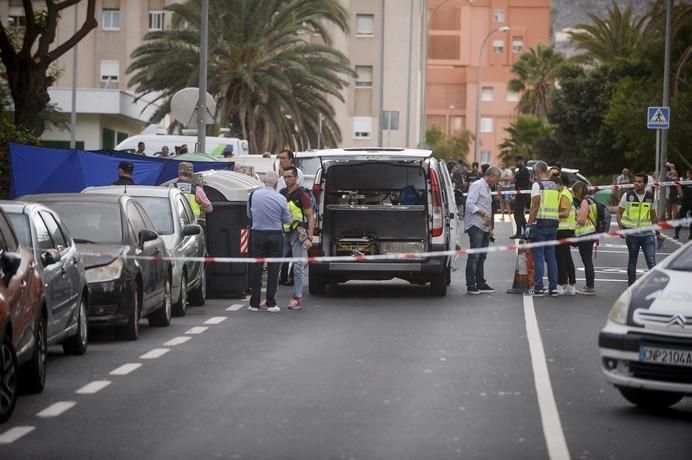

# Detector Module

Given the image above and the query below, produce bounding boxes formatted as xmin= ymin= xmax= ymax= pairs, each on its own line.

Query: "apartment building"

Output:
xmin=426 ymin=0 xmax=551 ymax=165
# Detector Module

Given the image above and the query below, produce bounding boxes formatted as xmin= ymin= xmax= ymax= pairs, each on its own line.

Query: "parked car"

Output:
xmin=599 ymin=241 xmax=692 ymax=409
xmin=0 ymin=208 xmax=45 ymax=423
xmin=82 ymin=186 xmax=206 ymax=315
xmin=1 ymin=202 xmax=89 ymax=355
xmin=309 ymin=148 xmax=459 ymax=296
xmin=21 ymin=194 xmax=172 ymax=340
xmin=526 ymin=161 xmax=592 ymax=187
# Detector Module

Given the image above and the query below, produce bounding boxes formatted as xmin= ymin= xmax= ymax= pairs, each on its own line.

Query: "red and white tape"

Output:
xmin=80 ymin=218 xmax=692 ymax=265
xmin=472 ymin=179 xmax=692 ymax=197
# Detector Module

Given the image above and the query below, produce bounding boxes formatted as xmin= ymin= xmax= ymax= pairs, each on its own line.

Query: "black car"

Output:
xmin=20 ymin=194 xmax=172 ymax=340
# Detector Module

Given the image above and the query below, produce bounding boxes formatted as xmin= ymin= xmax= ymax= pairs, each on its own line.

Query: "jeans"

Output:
xmin=625 ymin=234 xmax=656 ymax=286
xmin=465 ymin=225 xmax=490 ymax=288
xmin=249 ymin=230 xmax=283 ymax=308
xmin=283 ymin=232 xmax=306 ymax=299
xmin=532 ymin=225 xmax=558 ymax=291
xmin=556 ymin=230 xmax=576 ymax=285
xmin=513 ymin=195 xmax=529 ymax=235
xmin=577 ymin=240 xmax=595 ymax=288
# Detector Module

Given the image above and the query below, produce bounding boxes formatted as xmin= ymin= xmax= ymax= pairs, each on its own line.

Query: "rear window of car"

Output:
xmin=295 ymin=157 xmax=321 ymax=175
xmin=326 ymin=162 xmax=425 ymax=191
xmin=668 ymin=245 xmax=692 ymax=271
xmin=7 ymin=213 xmax=32 ymax=249
xmin=131 ymin=197 xmax=174 ymax=235
xmin=42 ymin=202 xmax=122 ymax=244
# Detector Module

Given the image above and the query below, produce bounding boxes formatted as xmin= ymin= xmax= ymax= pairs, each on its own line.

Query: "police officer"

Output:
xmin=617 ymin=172 xmax=661 ymax=286
xmin=113 ymin=161 xmax=136 ymax=185
xmin=173 ymin=162 xmax=213 ymax=218
xmin=525 ymin=161 xmax=560 ymax=296
xmin=572 ymin=181 xmax=597 ymax=295
xmin=553 ymin=170 xmax=576 ymax=295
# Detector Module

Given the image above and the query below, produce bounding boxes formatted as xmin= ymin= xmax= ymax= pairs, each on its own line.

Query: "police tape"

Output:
xmin=79 ymin=218 xmax=692 ymax=265
xmin=467 ymin=179 xmax=692 ymax=197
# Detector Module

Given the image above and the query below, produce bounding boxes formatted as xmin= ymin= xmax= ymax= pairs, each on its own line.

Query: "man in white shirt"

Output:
xmin=277 ymin=149 xmax=304 ymax=190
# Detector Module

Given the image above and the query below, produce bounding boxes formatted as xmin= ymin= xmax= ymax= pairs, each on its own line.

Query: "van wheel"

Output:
xmin=173 ymin=273 xmax=188 ymax=317
xmin=430 ymin=272 xmax=447 ymax=296
xmin=22 ymin=313 xmax=47 ymax=393
xmin=618 ymin=387 xmax=683 ymax=409
xmin=62 ymin=295 xmax=88 ymax=355
xmin=117 ymin=282 xmax=140 ymax=341
xmin=148 ymin=276 xmax=172 ymax=327
xmin=0 ymin=333 xmax=18 ymax=423
xmin=189 ymin=269 xmax=206 ymax=306
xmin=309 ymin=272 xmax=326 ymax=295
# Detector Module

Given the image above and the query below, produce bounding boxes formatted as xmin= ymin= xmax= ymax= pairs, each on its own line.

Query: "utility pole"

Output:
xmin=197 ymin=0 xmax=209 ymax=154
xmin=658 ymin=0 xmax=672 ymax=216
xmin=70 ymin=5 xmax=78 ymax=149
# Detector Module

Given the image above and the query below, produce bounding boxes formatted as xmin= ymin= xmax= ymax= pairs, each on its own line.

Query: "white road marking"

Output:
xmin=140 ymin=348 xmax=170 ymax=359
xmin=76 ymin=380 xmax=111 ymax=394
xmin=37 ymin=401 xmax=77 ymax=418
xmin=522 ymin=294 xmax=571 ymax=460
xmin=204 ymin=316 xmax=227 ymax=325
xmin=226 ymin=304 xmax=245 ymax=311
xmin=0 ymin=426 xmax=35 ymax=444
xmin=186 ymin=326 xmax=208 ymax=334
xmin=164 ymin=336 xmax=191 ymax=346
xmin=110 ymin=363 xmax=142 ymax=376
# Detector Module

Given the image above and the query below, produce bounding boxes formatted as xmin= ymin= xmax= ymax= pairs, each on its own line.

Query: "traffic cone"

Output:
xmin=506 ymin=241 xmax=534 ymax=294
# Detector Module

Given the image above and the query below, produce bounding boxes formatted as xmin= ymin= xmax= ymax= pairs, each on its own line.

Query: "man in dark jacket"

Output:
xmin=112 ymin=161 xmax=135 ymax=185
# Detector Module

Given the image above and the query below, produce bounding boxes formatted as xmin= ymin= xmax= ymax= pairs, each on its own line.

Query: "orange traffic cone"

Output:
xmin=506 ymin=241 xmax=534 ymax=294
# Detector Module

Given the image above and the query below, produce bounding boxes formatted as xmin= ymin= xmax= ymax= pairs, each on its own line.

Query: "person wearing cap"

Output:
xmin=173 ymin=162 xmax=213 ymax=217
xmin=112 ymin=161 xmax=136 ymax=185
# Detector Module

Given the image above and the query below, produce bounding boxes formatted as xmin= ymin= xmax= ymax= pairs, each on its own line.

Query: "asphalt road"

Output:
xmin=1 ymin=217 xmax=691 ymax=459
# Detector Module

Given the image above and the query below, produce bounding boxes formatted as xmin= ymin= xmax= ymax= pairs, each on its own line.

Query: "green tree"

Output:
xmin=498 ymin=115 xmax=553 ymax=163
xmin=507 ymin=43 xmax=564 ymax=117
xmin=424 ymin=124 xmax=472 ymax=162
xmin=128 ymin=0 xmax=355 ymax=153
xmin=0 ymin=115 xmax=41 ymax=199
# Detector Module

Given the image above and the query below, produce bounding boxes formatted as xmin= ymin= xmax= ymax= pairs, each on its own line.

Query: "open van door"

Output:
xmin=437 ymin=161 xmax=460 ymax=274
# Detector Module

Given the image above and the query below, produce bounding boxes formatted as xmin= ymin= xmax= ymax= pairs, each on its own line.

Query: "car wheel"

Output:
xmin=0 ymin=333 xmax=18 ymax=423
xmin=62 ymin=295 xmax=88 ymax=356
xmin=117 ymin=281 xmax=140 ymax=341
xmin=308 ymin=272 xmax=326 ymax=295
xmin=172 ymin=272 xmax=188 ymax=317
xmin=22 ymin=313 xmax=47 ymax=393
xmin=148 ymin=276 xmax=172 ymax=327
xmin=188 ymin=268 xmax=206 ymax=307
xmin=430 ymin=272 xmax=447 ymax=296
xmin=618 ymin=387 xmax=684 ymax=409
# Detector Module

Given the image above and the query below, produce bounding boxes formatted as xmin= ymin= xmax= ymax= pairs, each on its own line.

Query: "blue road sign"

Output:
xmin=647 ymin=106 xmax=670 ymax=129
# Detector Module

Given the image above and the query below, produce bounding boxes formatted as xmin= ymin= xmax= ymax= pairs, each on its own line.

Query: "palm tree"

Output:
xmin=128 ymin=0 xmax=355 ymax=153
xmin=498 ymin=115 xmax=552 ymax=163
xmin=507 ymin=44 xmax=564 ymax=117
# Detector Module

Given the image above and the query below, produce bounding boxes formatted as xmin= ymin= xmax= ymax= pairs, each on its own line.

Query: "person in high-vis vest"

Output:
xmin=551 ymin=170 xmax=576 ymax=295
xmin=173 ymin=162 xmax=213 ymax=218
xmin=525 ymin=161 xmax=560 ymax=296
xmin=617 ymin=172 xmax=661 ymax=286
xmin=572 ymin=181 xmax=597 ymax=295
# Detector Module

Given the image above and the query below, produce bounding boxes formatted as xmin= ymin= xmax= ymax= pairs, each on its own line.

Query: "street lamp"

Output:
xmin=473 ymin=25 xmax=510 ymax=164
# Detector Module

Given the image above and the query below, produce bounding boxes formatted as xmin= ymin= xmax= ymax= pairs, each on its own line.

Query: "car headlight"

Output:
xmin=86 ymin=258 xmax=124 ymax=283
xmin=608 ymin=290 xmax=631 ymax=324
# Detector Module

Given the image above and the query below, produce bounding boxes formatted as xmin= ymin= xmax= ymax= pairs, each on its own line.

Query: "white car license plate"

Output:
xmin=639 ymin=346 xmax=692 ymax=368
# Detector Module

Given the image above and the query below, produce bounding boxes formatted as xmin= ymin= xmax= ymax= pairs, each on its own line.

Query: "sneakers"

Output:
xmin=247 ymin=306 xmax=260 ymax=312
xmin=556 ymin=285 xmax=566 ymax=296
xmin=467 ymin=286 xmax=480 ymax=295
xmin=478 ymin=284 xmax=496 ymax=293
xmin=531 ymin=289 xmax=545 ymax=297
xmin=548 ymin=289 xmax=559 ymax=297
xmin=576 ymin=286 xmax=596 ymax=296
xmin=267 ymin=306 xmax=280 ymax=313
xmin=248 ymin=302 xmax=279 ymax=312
xmin=288 ymin=297 xmax=303 ymax=310
xmin=566 ymin=285 xmax=577 ymax=296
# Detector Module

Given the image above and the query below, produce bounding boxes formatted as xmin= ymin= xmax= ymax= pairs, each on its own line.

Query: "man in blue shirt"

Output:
xmin=247 ymin=171 xmax=291 ymax=312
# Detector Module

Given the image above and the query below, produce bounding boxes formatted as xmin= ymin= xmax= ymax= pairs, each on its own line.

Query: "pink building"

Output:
xmin=426 ymin=0 xmax=551 ymax=165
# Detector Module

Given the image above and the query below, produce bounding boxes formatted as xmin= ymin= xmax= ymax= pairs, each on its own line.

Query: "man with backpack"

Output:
xmin=279 ymin=166 xmax=315 ymax=310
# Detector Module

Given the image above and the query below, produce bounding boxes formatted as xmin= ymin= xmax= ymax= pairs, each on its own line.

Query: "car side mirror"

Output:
xmin=0 ymin=250 xmax=22 ymax=283
xmin=138 ymin=229 xmax=159 ymax=248
xmin=40 ymin=249 xmax=62 ymax=266
xmin=182 ymin=224 xmax=202 ymax=237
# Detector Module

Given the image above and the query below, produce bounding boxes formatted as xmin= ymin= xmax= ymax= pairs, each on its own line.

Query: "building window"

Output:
xmin=148 ymin=11 xmax=164 ymax=31
xmin=355 ymin=14 xmax=374 ymax=36
xmin=481 ymin=150 xmax=491 ymax=164
xmin=507 ymin=91 xmax=520 ymax=102
xmin=353 ymin=117 xmax=373 ymax=139
xmin=512 ymin=38 xmax=524 ymax=54
xmin=102 ymin=9 xmax=120 ymax=30
xmin=481 ymin=87 xmax=494 ymax=102
xmin=100 ymin=60 xmax=120 ymax=84
xmin=381 ymin=111 xmax=399 ymax=130
xmin=355 ymin=65 xmax=373 ymax=87
xmin=102 ymin=128 xmax=115 ymax=150
xmin=493 ymin=39 xmax=505 ymax=54
xmin=481 ymin=117 xmax=493 ymax=133
xmin=493 ymin=9 xmax=505 ymax=23
xmin=450 ymin=116 xmax=464 ymax=135
xmin=8 ymin=7 xmax=26 ymax=28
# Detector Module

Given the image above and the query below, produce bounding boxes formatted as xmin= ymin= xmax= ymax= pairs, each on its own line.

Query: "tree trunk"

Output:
xmin=9 ymin=59 xmax=51 ymax=135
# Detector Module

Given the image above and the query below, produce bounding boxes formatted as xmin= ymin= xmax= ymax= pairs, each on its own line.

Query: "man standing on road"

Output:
xmin=173 ymin=162 xmax=213 ymax=218
xmin=276 ymin=149 xmax=303 ymax=285
xmin=526 ymin=161 xmax=560 ymax=297
xmin=464 ymin=167 xmax=500 ymax=294
xmin=510 ymin=155 xmax=531 ymax=239
xmin=279 ymin=166 xmax=315 ymax=310
xmin=112 ymin=161 xmax=136 ymax=185
xmin=617 ymin=172 xmax=662 ymax=286
xmin=247 ymin=171 xmax=291 ymax=312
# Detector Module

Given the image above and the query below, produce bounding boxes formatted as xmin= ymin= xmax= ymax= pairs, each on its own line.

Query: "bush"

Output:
xmin=0 ymin=116 xmax=41 ymax=199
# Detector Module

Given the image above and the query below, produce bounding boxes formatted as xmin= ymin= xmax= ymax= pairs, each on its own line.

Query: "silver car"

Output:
xmin=83 ymin=186 xmax=206 ymax=315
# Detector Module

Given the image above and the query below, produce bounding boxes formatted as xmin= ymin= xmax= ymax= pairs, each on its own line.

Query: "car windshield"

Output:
xmin=7 ymin=213 xmax=32 ymax=248
xmin=667 ymin=245 xmax=692 ymax=271
xmin=131 ymin=197 xmax=173 ymax=235
xmin=42 ymin=202 xmax=122 ymax=244
xmin=295 ymin=157 xmax=321 ymax=175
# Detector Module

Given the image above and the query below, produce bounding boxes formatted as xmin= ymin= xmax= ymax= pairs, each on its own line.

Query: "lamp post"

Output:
xmin=473 ymin=25 xmax=510 ymax=164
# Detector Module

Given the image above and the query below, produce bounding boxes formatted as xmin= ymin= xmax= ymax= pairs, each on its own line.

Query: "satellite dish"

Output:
xmin=170 ymin=87 xmax=216 ymax=128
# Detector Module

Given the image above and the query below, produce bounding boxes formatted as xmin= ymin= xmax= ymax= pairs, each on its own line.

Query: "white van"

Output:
xmin=115 ymin=135 xmax=249 ymax=156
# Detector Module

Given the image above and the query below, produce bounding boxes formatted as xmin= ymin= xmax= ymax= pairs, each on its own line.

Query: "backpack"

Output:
xmin=588 ymin=197 xmax=611 ymax=233
xmin=282 ymin=186 xmax=318 ymax=222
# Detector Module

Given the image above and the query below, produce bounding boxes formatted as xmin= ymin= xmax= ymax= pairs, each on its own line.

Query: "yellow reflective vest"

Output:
xmin=575 ymin=198 xmax=597 ymax=236
xmin=536 ymin=180 xmax=560 ymax=227
xmin=620 ymin=191 xmax=654 ymax=228
xmin=174 ymin=181 xmax=201 ymax=217
xmin=281 ymin=187 xmax=309 ymax=232
xmin=558 ymin=187 xmax=577 ymax=231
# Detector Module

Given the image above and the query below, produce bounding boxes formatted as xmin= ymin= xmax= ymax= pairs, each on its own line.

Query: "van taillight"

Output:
xmin=429 ymin=168 xmax=443 ymax=237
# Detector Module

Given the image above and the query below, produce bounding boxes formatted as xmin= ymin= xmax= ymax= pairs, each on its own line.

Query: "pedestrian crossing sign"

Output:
xmin=647 ymin=106 xmax=670 ymax=129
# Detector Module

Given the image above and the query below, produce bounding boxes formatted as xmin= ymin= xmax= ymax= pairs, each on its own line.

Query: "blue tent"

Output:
xmin=8 ymin=143 xmax=233 ymax=199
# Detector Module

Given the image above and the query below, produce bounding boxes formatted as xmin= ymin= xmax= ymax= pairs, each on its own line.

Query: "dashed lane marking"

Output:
xmin=37 ymin=401 xmax=77 ymax=418
xmin=163 ymin=336 xmax=191 ymax=346
xmin=110 ymin=363 xmax=142 ymax=376
xmin=140 ymin=348 xmax=170 ymax=359
xmin=0 ymin=426 xmax=35 ymax=444
xmin=226 ymin=304 xmax=245 ymax=312
xmin=186 ymin=326 xmax=208 ymax=334
xmin=76 ymin=380 xmax=111 ymax=394
xmin=204 ymin=316 xmax=227 ymax=325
